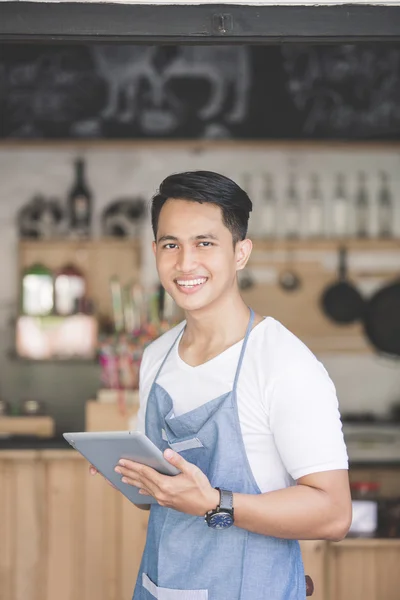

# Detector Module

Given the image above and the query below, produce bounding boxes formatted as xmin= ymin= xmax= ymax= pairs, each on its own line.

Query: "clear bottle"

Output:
xmin=355 ymin=171 xmax=369 ymax=238
xmin=21 ymin=263 xmax=54 ymax=316
xmin=377 ymin=171 xmax=393 ymax=238
xmin=306 ymin=173 xmax=324 ymax=238
xmin=259 ymin=174 xmax=277 ymax=238
xmin=331 ymin=173 xmax=348 ymax=238
xmin=68 ymin=157 xmax=92 ymax=238
xmin=54 ymin=264 xmax=86 ymax=316
xmin=284 ymin=173 xmax=301 ymax=239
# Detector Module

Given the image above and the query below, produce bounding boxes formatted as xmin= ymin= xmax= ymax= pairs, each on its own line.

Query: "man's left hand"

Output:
xmin=114 ymin=449 xmax=219 ymax=516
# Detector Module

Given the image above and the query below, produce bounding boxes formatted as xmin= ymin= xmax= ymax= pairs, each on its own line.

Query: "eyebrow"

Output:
xmin=157 ymin=233 xmax=219 ymax=243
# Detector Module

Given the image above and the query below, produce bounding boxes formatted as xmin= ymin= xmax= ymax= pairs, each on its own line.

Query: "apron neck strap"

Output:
xmin=232 ymin=307 xmax=255 ymax=392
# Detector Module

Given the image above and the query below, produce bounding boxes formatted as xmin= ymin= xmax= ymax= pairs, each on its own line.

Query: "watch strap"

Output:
xmin=216 ymin=488 xmax=233 ymax=512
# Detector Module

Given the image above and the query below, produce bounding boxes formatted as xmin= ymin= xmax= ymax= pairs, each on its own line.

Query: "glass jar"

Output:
xmin=349 ymin=481 xmax=380 ymax=537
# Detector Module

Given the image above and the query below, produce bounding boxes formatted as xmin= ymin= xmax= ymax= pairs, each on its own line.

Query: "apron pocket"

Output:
xmin=161 ymin=429 xmax=204 ymax=452
xmin=143 ymin=573 xmax=208 ymax=600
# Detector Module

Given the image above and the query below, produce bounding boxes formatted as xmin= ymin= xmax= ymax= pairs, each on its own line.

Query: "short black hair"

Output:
xmin=151 ymin=171 xmax=252 ymax=244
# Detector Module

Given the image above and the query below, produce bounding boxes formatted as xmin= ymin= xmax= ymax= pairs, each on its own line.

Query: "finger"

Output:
xmin=116 ymin=466 xmax=149 ymax=489
xmin=89 ymin=465 xmax=97 ymax=475
xmin=163 ymin=449 xmax=191 ymax=474
xmin=121 ymin=474 xmax=144 ymax=488
xmin=121 ymin=473 xmax=160 ymax=499
xmin=117 ymin=462 xmax=164 ymax=488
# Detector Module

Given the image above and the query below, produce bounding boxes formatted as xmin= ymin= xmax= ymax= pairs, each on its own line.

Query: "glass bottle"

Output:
xmin=306 ymin=173 xmax=324 ymax=238
xmin=284 ymin=173 xmax=301 ymax=239
xmin=355 ymin=171 xmax=369 ymax=238
xmin=68 ymin=157 xmax=92 ymax=238
xmin=331 ymin=173 xmax=348 ymax=238
xmin=377 ymin=171 xmax=393 ymax=238
xmin=259 ymin=174 xmax=277 ymax=238
xmin=54 ymin=264 xmax=86 ymax=316
xmin=21 ymin=263 xmax=54 ymax=316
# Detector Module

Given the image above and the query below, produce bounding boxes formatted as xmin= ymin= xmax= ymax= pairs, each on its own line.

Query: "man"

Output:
xmin=96 ymin=171 xmax=351 ymax=599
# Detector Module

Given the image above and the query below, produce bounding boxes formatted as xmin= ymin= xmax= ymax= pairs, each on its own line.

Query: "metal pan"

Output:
xmin=363 ymin=277 xmax=400 ymax=357
xmin=320 ymin=246 xmax=365 ymax=325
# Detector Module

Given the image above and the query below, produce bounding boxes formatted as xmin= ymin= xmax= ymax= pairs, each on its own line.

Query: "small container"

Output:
xmin=0 ymin=399 xmax=10 ymax=416
xmin=349 ymin=481 xmax=380 ymax=537
xmin=20 ymin=399 xmax=45 ymax=416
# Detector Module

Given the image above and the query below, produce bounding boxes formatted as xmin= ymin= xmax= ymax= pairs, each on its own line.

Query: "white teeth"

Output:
xmin=176 ymin=278 xmax=207 ymax=287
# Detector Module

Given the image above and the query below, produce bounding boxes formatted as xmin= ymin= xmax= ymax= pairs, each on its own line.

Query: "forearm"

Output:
xmin=233 ymin=484 xmax=349 ymax=541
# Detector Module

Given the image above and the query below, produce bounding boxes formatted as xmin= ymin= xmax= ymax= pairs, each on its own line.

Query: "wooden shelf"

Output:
xmin=2 ymin=139 xmax=400 ymax=151
xmin=251 ymin=238 xmax=400 ymax=251
xmin=18 ymin=238 xmax=141 ymax=321
xmin=0 ymin=416 xmax=55 ymax=437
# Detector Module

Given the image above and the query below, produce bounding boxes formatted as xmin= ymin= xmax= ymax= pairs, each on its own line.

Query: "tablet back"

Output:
xmin=63 ymin=430 xmax=179 ymax=504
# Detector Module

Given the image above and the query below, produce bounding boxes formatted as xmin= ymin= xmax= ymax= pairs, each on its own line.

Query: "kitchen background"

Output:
xmin=1 ymin=39 xmax=400 ymax=600
xmin=1 ymin=143 xmax=400 ymax=434
xmin=1 ymin=42 xmax=400 ymax=433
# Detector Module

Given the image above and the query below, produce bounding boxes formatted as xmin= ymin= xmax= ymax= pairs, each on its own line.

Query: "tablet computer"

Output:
xmin=63 ymin=430 xmax=180 ymax=504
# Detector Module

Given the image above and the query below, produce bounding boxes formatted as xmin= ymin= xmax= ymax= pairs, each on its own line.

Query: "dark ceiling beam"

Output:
xmin=1 ymin=2 xmax=400 ymax=43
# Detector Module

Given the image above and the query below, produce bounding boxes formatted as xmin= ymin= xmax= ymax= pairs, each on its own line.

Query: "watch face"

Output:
xmin=208 ymin=511 xmax=234 ymax=529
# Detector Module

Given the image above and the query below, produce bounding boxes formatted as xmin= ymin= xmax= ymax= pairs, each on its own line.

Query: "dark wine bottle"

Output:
xmin=68 ymin=158 xmax=92 ymax=237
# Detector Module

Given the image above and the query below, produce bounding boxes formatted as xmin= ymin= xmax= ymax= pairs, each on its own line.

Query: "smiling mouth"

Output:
xmin=175 ymin=277 xmax=208 ymax=290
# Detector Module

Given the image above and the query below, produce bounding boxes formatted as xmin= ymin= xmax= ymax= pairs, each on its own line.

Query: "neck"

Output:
xmin=183 ymin=292 xmax=251 ymax=347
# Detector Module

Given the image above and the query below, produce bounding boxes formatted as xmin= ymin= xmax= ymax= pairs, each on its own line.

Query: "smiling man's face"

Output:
xmin=153 ymin=198 xmax=249 ymax=315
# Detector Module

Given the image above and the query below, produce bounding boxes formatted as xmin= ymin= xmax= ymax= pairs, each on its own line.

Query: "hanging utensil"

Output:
xmin=279 ymin=245 xmax=301 ymax=293
xmin=320 ymin=246 xmax=364 ymax=325
xmin=362 ymin=276 xmax=400 ymax=357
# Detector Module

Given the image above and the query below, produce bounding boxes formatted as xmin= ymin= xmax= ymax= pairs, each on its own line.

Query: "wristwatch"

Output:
xmin=205 ymin=488 xmax=234 ymax=529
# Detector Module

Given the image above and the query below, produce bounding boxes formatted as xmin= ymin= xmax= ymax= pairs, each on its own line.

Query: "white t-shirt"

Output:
xmin=135 ymin=317 xmax=348 ymax=493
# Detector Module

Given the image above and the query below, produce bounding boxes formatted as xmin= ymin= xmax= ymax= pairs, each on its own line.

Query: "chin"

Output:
xmin=182 ymin=295 xmax=220 ymax=315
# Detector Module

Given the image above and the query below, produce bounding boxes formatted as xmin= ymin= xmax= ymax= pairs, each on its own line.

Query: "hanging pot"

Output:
xmin=362 ymin=277 xmax=400 ymax=357
xmin=320 ymin=246 xmax=365 ymax=325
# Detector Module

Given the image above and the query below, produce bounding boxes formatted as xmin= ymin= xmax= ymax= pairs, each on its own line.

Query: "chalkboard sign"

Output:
xmin=1 ymin=43 xmax=400 ymax=140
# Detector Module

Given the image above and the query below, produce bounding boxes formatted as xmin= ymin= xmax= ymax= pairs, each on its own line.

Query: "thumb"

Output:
xmin=164 ymin=448 xmax=191 ymax=473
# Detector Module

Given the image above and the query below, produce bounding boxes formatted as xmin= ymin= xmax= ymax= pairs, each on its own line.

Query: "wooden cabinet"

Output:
xmin=2 ymin=448 xmax=400 ymax=600
xmin=0 ymin=402 xmax=146 ymax=600
xmin=0 ymin=449 xmax=148 ymax=600
xmin=300 ymin=540 xmax=328 ymax=600
xmin=328 ymin=539 xmax=400 ymax=600
xmin=2 ymin=408 xmax=400 ymax=600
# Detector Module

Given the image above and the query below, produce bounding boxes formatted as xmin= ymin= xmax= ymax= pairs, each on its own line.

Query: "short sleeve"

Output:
xmin=269 ymin=357 xmax=348 ymax=481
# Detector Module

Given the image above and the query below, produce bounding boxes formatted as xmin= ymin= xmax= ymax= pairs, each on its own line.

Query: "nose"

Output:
xmin=176 ymin=246 xmax=198 ymax=273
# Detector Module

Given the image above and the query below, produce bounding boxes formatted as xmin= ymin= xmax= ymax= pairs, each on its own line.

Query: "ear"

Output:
xmin=152 ymin=240 xmax=157 ymax=257
xmin=235 ymin=238 xmax=252 ymax=272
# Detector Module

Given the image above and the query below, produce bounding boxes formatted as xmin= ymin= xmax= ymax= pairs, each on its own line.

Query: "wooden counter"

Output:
xmin=0 ymin=449 xmax=148 ymax=600
xmin=1 ymin=447 xmax=400 ymax=600
xmin=2 ymin=399 xmax=400 ymax=600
